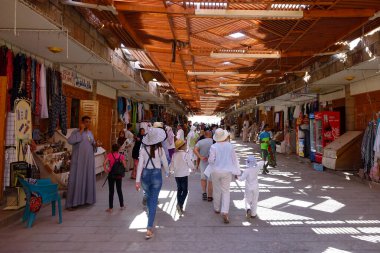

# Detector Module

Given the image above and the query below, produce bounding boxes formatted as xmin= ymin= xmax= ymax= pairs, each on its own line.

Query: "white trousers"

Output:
xmin=245 ymin=187 xmax=259 ymax=216
xmin=211 ymin=171 xmax=232 ymax=214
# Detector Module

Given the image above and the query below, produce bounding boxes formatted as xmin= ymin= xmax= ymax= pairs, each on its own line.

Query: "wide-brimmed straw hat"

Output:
xmin=142 ymin=128 xmax=166 ymax=146
xmin=175 ymin=139 xmax=186 ymax=150
xmin=153 ymin=122 xmax=164 ymax=128
xmin=213 ymin=128 xmax=229 ymax=142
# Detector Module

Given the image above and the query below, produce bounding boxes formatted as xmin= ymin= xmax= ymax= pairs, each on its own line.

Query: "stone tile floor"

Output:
xmin=0 ymin=140 xmax=379 ymax=252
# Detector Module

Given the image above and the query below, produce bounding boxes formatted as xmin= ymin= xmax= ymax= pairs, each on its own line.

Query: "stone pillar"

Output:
xmin=345 ymin=85 xmax=355 ymax=131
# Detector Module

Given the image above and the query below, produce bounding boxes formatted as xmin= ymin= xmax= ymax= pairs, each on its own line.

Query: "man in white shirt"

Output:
xmin=194 ymin=131 xmax=213 ymax=201
xmin=176 ymin=124 xmax=185 ymax=141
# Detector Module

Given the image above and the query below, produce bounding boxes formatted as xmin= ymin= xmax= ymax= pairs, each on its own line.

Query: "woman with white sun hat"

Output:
xmin=135 ymin=127 xmax=169 ymax=239
xmin=205 ymin=128 xmax=240 ymax=224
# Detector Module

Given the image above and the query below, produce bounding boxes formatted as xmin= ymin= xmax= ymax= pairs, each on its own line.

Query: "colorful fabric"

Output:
xmin=259 ymin=131 xmax=270 ymax=150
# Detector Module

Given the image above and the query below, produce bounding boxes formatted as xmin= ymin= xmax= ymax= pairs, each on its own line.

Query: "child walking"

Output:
xmin=103 ymin=143 xmax=127 ymax=213
xmin=238 ymin=155 xmax=262 ymax=220
xmin=169 ymin=139 xmax=193 ymax=215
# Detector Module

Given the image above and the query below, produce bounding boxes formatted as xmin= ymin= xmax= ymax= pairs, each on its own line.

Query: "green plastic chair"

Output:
xmin=18 ymin=177 xmax=62 ymax=228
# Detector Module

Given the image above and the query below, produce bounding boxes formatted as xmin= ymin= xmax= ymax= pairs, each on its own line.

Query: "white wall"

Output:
xmin=97 ymin=82 xmax=116 ymax=99
xmin=350 ymin=74 xmax=380 ymax=95
xmin=319 ymin=89 xmax=345 ymax=102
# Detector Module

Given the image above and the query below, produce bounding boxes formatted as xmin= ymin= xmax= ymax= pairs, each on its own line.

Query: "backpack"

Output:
xmin=109 ymin=153 xmax=125 ymax=179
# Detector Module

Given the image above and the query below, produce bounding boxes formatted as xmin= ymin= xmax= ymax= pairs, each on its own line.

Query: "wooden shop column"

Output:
xmin=0 ymin=77 xmax=7 ymax=200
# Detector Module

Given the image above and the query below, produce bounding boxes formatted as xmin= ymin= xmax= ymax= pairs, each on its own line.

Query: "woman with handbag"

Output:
xmin=135 ymin=127 xmax=169 ymax=239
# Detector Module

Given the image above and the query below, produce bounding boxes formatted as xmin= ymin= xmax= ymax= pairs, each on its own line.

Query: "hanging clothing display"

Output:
xmin=373 ymin=118 xmax=380 ymax=158
xmin=39 ymin=63 xmax=49 ymax=118
xmin=138 ymin=102 xmax=143 ymax=122
xmin=361 ymin=121 xmax=377 ymax=173
xmin=6 ymin=48 xmax=13 ymax=112
xmin=123 ymin=98 xmax=130 ymax=124
xmin=293 ymin=105 xmax=301 ymax=119
xmin=132 ymin=101 xmax=137 ymax=132
xmin=11 ymin=53 xmax=26 ymax=110
xmin=47 ymin=70 xmax=67 ymax=137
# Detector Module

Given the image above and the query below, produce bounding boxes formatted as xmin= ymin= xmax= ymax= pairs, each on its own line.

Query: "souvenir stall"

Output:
xmin=1 ymin=45 xmax=106 ymax=204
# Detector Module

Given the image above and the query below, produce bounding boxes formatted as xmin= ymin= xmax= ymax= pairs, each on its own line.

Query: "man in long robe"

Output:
xmin=66 ymin=116 xmax=96 ymax=209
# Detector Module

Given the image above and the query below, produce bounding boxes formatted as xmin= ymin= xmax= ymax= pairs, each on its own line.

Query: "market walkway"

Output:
xmin=1 ymin=140 xmax=380 ymax=253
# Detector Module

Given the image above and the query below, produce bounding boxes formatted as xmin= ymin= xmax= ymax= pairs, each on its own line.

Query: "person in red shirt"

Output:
xmin=103 ymin=144 xmax=127 ymax=213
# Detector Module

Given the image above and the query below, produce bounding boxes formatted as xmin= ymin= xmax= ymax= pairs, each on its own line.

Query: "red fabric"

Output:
xmin=106 ymin=152 xmax=125 ymax=172
xmin=29 ymin=194 xmax=42 ymax=213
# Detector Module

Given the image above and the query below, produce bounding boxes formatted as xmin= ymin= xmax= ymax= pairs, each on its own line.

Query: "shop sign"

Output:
xmin=61 ymin=67 xmax=93 ymax=92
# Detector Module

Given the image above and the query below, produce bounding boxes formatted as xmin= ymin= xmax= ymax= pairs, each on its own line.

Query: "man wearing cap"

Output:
xmin=194 ymin=130 xmax=213 ymax=201
xmin=206 ymin=128 xmax=240 ymax=224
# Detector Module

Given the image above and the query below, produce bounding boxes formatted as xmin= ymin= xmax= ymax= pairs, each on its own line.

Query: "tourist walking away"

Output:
xmin=166 ymin=125 xmax=175 ymax=160
xmin=131 ymin=128 xmax=145 ymax=179
xmin=242 ymin=116 xmax=250 ymax=142
xmin=66 ymin=116 xmax=96 ymax=210
xmin=103 ymin=144 xmax=127 ymax=212
xmin=176 ymin=124 xmax=185 ymax=141
xmin=259 ymin=124 xmax=271 ymax=174
xmin=194 ymin=130 xmax=214 ymax=202
xmin=205 ymin=128 xmax=240 ymax=224
xmin=169 ymin=139 xmax=192 ymax=215
xmin=238 ymin=155 xmax=262 ymax=220
xmin=125 ymin=123 xmax=135 ymax=172
xmin=135 ymin=127 xmax=169 ymax=239
xmin=186 ymin=125 xmax=199 ymax=162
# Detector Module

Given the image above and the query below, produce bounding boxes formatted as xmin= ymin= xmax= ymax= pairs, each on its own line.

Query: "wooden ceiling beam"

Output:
xmin=115 ymin=2 xmax=375 ymax=20
xmin=166 ymin=0 xmax=335 ymax=5
xmin=291 ymin=16 xmax=375 ymax=71
xmin=304 ymin=9 xmax=376 ymax=19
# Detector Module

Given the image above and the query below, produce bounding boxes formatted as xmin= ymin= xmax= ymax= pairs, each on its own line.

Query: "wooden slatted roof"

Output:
xmin=76 ymin=0 xmax=380 ymax=114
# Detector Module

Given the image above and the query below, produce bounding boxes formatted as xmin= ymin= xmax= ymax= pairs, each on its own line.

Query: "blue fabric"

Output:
xmin=141 ymin=169 xmax=162 ymax=229
xmin=117 ymin=97 xmax=124 ymax=115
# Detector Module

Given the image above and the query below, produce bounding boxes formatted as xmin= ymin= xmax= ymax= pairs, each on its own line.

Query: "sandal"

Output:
xmin=202 ymin=193 xmax=207 ymax=201
xmin=145 ymin=229 xmax=154 ymax=240
xmin=222 ymin=214 xmax=230 ymax=224
xmin=207 ymin=197 xmax=213 ymax=202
